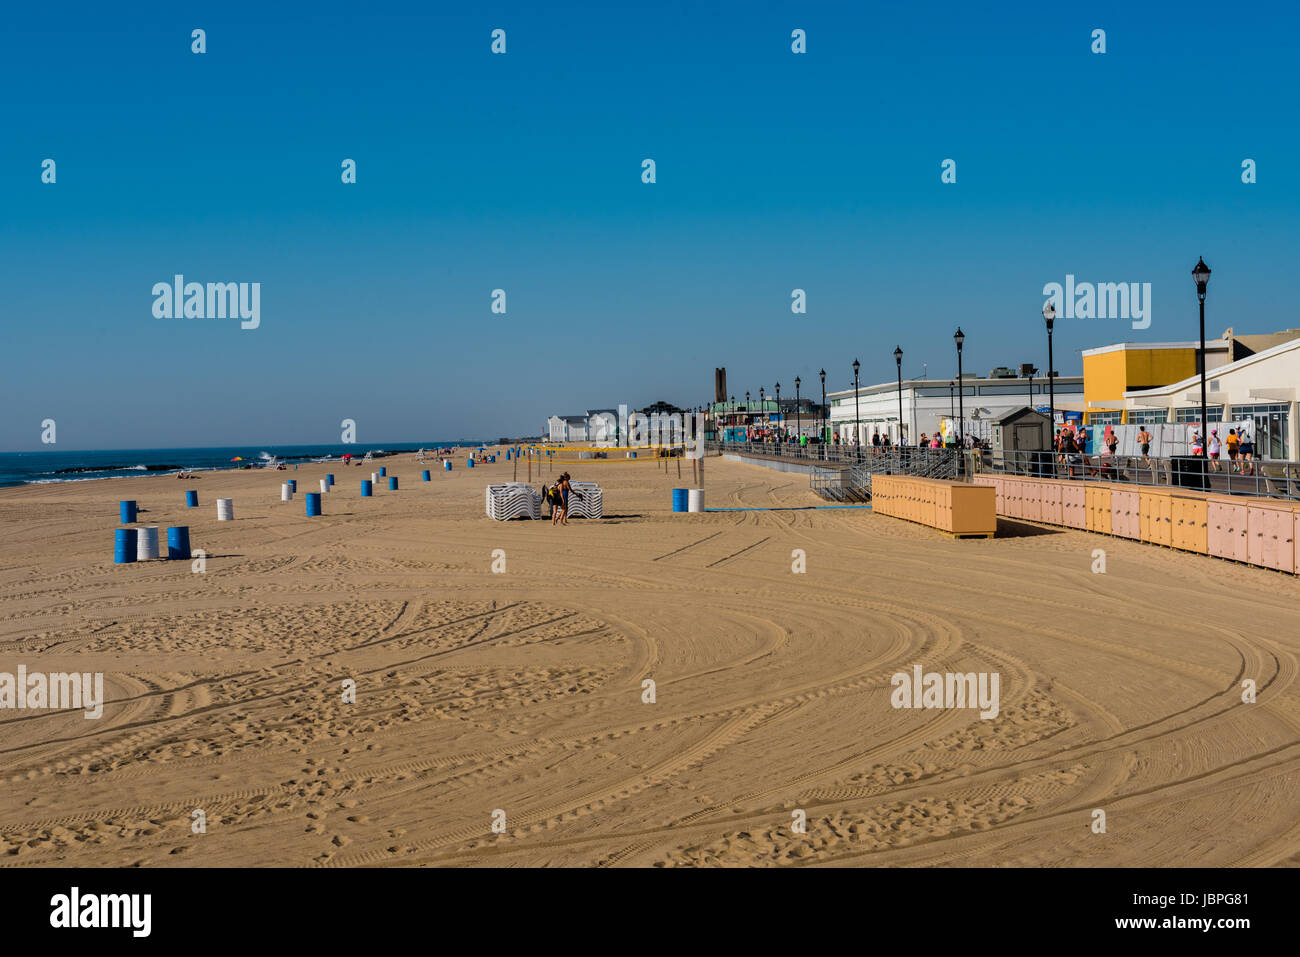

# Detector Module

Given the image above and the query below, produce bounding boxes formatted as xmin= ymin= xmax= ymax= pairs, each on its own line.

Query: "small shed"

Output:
xmin=993 ymin=407 xmax=1052 ymax=453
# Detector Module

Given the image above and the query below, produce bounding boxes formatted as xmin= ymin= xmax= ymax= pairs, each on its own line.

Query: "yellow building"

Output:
xmin=1082 ymin=338 xmax=1230 ymax=424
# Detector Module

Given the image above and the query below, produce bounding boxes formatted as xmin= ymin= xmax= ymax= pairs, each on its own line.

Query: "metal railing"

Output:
xmin=709 ymin=440 xmax=964 ymax=470
xmin=976 ymin=450 xmax=1300 ymax=500
xmin=712 ymin=441 xmax=964 ymax=500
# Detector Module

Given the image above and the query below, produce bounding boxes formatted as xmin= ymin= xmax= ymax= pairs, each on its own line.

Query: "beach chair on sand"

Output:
xmin=565 ymin=482 xmax=604 ymax=519
xmin=485 ymin=483 xmax=542 ymax=520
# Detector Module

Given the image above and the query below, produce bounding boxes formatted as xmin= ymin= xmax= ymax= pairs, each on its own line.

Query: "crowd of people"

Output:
xmin=1051 ymin=421 xmax=1257 ymax=477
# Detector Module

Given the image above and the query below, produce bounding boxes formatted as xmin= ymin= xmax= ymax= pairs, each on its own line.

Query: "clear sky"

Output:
xmin=3 ymin=0 xmax=1296 ymax=449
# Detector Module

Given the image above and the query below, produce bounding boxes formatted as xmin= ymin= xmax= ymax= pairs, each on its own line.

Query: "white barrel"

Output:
xmin=320 ymin=478 xmax=329 ymax=493
xmin=371 ymin=472 xmax=380 ymax=484
xmin=136 ymin=525 xmax=160 ymax=560
xmin=216 ymin=498 xmax=234 ymax=520
xmin=687 ymin=488 xmax=706 ymax=512
xmin=281 ymin=483 xmax=292 ymax=501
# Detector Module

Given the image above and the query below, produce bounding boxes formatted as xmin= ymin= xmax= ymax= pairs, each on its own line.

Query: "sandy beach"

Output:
xmin=1 ymin=451 xmax=1298 ymax=868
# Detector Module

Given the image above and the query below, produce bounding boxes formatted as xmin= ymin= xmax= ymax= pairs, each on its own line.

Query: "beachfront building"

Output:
xmin=826 ymin=370 xmax=1084 ymax=446
xmin=1101 ymin=335 xmax=1300 ymax=459
xmin=710 ymin=398 xmax=824 ymax=441
xmin=1082 ymin=327 xmax=1300 ymax=426
xmin=545 ymin=409 xmax=620 ymax=443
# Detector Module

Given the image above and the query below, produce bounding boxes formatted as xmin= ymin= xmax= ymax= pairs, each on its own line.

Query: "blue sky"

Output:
xmin=2 ymin=0 xmax=1296 ymax=449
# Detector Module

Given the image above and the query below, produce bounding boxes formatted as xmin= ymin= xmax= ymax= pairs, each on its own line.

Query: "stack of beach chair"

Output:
xmin=485 ymin=482 xmax=542 ymax=521
xmin=565 ymin=482 xmax=604 ymax=519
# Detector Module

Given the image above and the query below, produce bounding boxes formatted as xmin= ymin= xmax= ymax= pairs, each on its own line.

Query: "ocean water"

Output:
xmin=0 ymin=443 xmax=486 ymax=488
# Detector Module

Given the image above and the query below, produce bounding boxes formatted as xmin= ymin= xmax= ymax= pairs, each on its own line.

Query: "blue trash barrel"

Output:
xmin=185 ymin=489 xmax=198 ymax=507
xmin=671 ymin=489 xmax=688 ymax=512
xmin=326 ymin=473 xmax=335 ymax=486
xmin=444 ymin=460 xmax=452 ymax=471
xmin=379 ymin=466 xmax=386 ymax=477
xmin=287 ymin=480 xmax=297 ymax=492
xmin=305 ymin=492 xmax=322 ymax=516
xmin=422 ymin=470 xmax=431 ymax=481
xmin=388 ymin=476 xmax=399 ymax=490
xmin=361 ymin=480 xmax=373 ymax=497
xmin=114 ymin=528 xmax=138 ymax=563
xmin=166 ymin=526 xmax=191 ymax=560
xmin=506 ymin=450 xmax=511 ymax=460
xmin=120 ymin=500 xmax=137 ymax=523
xmin=631 ymin=452 xmax=637 ymax=458
xmin=467 ymin=459 xmax=475 ymax=468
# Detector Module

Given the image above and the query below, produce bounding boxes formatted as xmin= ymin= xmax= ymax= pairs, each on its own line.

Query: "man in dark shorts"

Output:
xmin=1136 ymin=426 xmax=1152 ymax=475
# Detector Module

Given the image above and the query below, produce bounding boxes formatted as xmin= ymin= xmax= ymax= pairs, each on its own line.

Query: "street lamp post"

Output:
xmin=949 ymin=379 xmax=955 ymax=424
xmin=1043 ymin=302 xmax=1056 ymax=435
xmin=745 ymin=391 xmax=750 ymax=441
xmin=852 ymin=359 xmax=861 ymax=453
xmin=1193 ymin=257 xmax=1212 ymax=449
xmin=893 ymin=347 xmax=904 ymax=446
xmin=954 ymin=329 xmax=965 ymax=448
xmin=1027 ymin=366 xmax=1037 ymax=406
xmin=795 ymin=377 xmax=802 ymax=444
xmin=759 ymin=387 xmax=765 ymax=440
xmin=819 ymin=368 xmax=826 ymax=448
xmin=775 ymin=382 xmax=782 ymax=439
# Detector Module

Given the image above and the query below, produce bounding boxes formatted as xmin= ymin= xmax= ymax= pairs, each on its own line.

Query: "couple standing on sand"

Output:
xmin=542 ymin=473 xmax=582 ymax=525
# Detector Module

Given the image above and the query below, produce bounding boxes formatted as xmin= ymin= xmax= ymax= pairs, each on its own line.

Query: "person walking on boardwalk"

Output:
xmin=1225 ymin=428 xmax=1240 ymax=471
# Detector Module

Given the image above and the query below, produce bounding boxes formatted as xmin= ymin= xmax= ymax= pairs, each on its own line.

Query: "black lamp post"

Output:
xmin=1027 ymin=366 xmax=1038 ymax=405
xmin=775 ymin=382 xmax=782 ymax=438
xmin=893 ymin=347 xmax=904 ymax=446
xmin=949 ymin=380 xmax=955 ymax=423
xmin=848 ymin=359 xmax=859 ymax=451
xmin=1193 ymin=257 xmax=1212 ymax=447
xmin=759 ymin=387 xmax=765 ymax=439
xmin=1043 ymin=302 xmax=1057 ymax=436
xmin=794 ymin=377 xmax=802 ymax=442
xmin=819 ymin=368 xmax=826 ymax=445
xmin=954 ymin=328 xmax=965 ymax=447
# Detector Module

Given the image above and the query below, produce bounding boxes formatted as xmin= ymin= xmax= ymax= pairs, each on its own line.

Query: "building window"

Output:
xmin=1175 ymin=406 xmax=1223 ymax=423
xmin=1089 ymin=411 xmax=1122 ymax=425
xmin=1232 ymin=403 xmax=1290 ymax=459
xmin=1130 ymin=409 xmax=1168 ymax=424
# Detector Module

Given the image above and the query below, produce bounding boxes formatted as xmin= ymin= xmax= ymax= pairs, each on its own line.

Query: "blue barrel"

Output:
xmin=361 ymin=480 xmax=373 ymax=497
xmin=326 ymin=473 xmax=335 ymax=486
xmin=379 ymin=466 xmax=386 ymax=477
xmin=119 ymin=500 xmax=137 ymax=523
xmin=489 ymin=455 xmax=496 ymax=463
xmin=467 ymin=459 xmax=475 ymax=468
xmin=506 ymin=450 xmax=511 ymax=460
xmin=166 ymin=526 xmax=191 ymax=560
xmin=444 ymin=460 xmax=452 ymax=471
xmin=388 ymin=476 xmax=399 ymax=490
xmin=305 ymin=492 xmax=322 ymax=516
xmin=671 ymin=489 xmax=688 ymax=512
xmin=630 ymin=452 xmax=637 ymax=458
xmin=287 ymin=480 xmax=297 ymax=493
xmin=185 ymin=489 xmax=198 ymax=507
xmin=422 ymin=469 xmax=431 ymax=481
xmin=114 ymin=528 xmax=138 ymax=563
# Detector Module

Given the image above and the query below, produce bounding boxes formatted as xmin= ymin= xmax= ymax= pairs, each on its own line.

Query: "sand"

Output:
xmin=1 ymin=451 xmax=1298 ymax=867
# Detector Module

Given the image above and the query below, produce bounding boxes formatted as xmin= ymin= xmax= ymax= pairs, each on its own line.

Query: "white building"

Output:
xmin=827 ymin=372 xmax=1085 ymax=446
xmin=1117 ymin=337 xmax=1300 ymax=459
xmin=545 ymin=409 xmax=620 ymax=443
